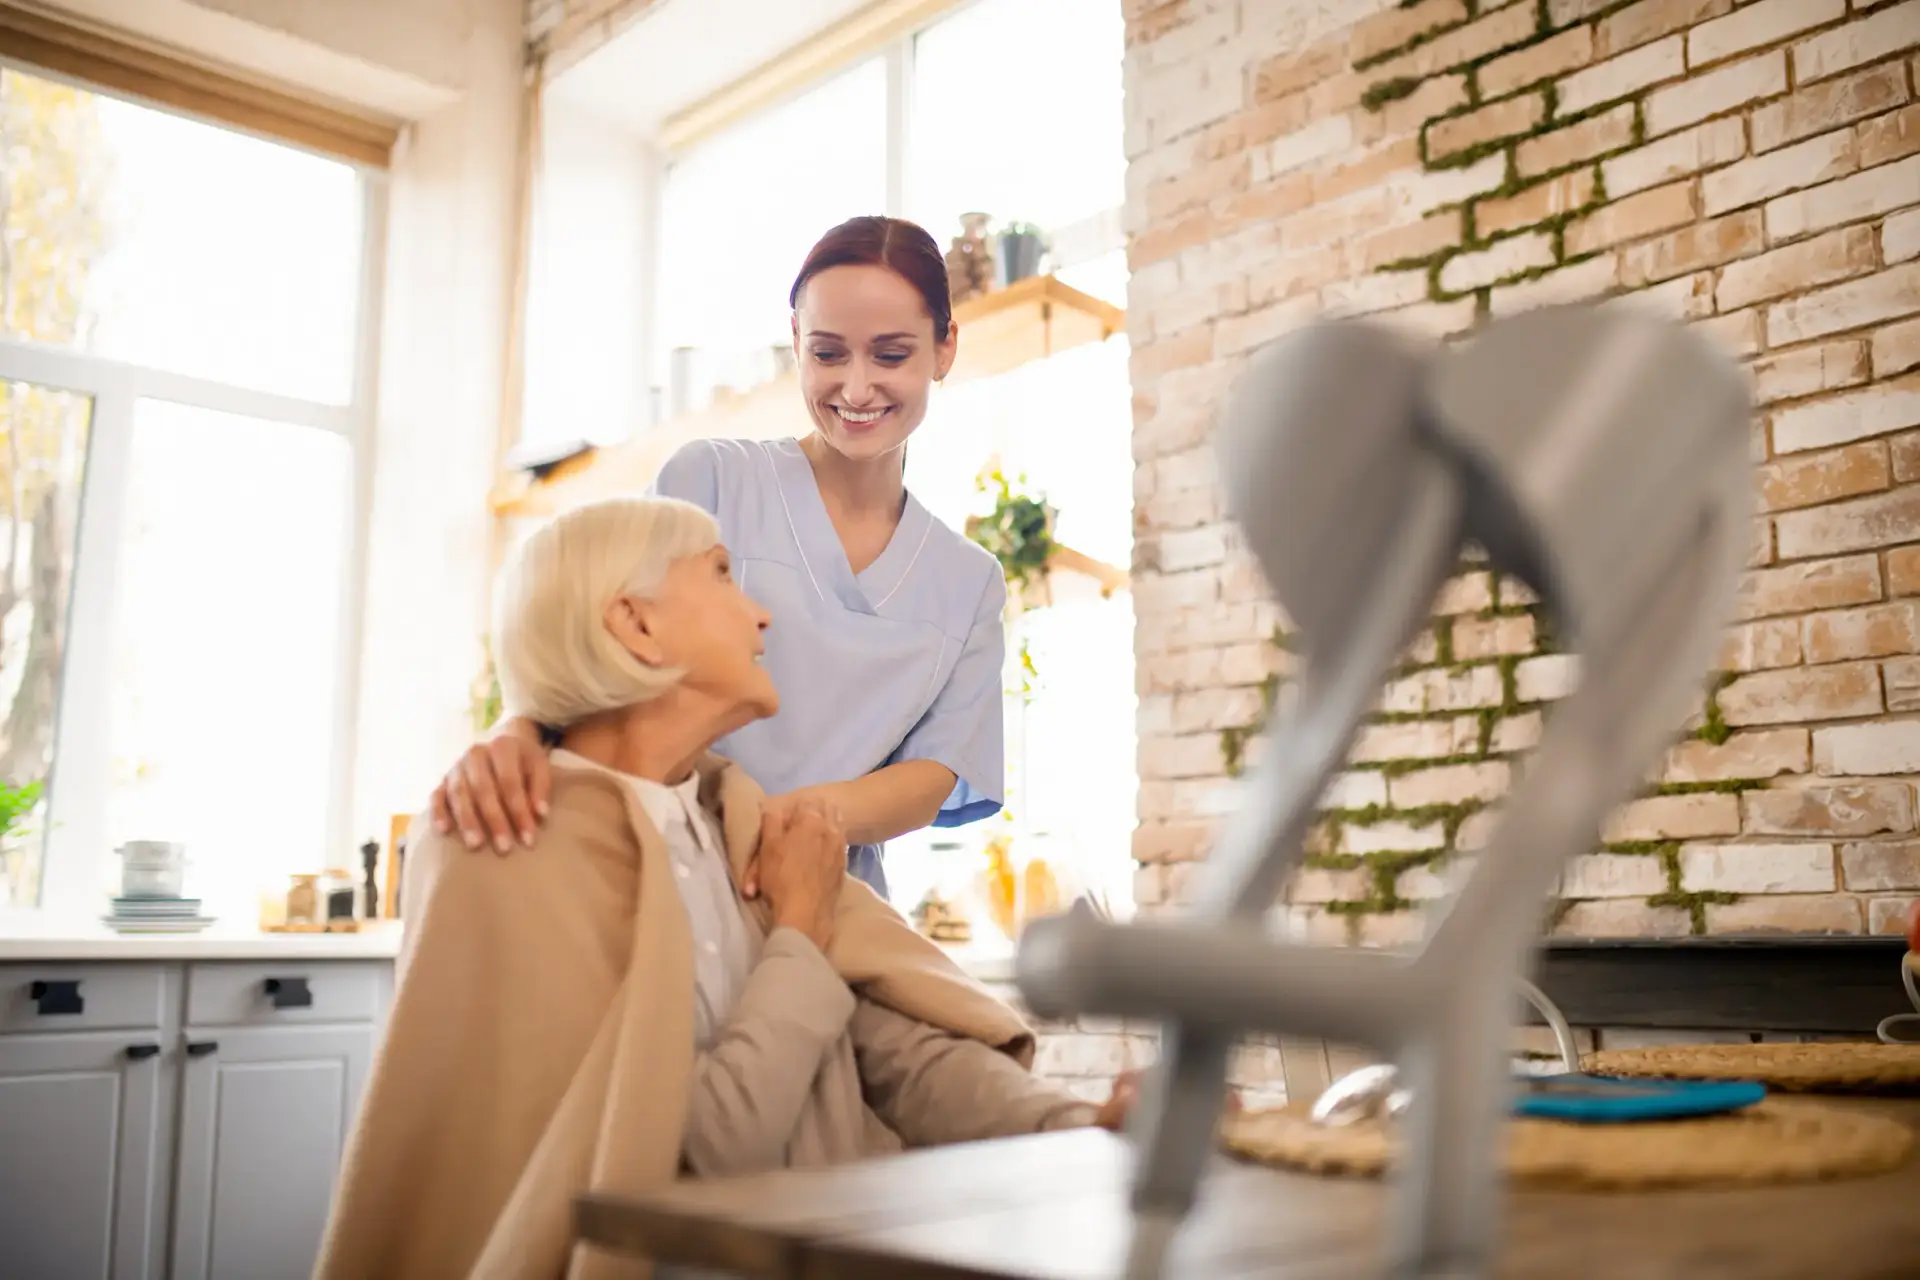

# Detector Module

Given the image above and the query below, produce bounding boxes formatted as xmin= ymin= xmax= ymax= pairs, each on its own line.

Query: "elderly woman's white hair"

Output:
xmin=492 ymin=495 xmax=721 ymax=727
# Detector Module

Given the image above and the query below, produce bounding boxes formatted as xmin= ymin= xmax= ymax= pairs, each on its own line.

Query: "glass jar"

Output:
xmin=285 ymin=874 xmax=321 ymax=926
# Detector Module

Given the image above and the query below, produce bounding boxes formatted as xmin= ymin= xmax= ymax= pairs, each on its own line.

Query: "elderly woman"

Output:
xmin=316 ymin=496 xmax=1130 ymax=1280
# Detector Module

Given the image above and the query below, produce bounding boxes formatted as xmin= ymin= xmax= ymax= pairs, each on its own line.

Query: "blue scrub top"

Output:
xmin=650 ymin=437 xmax=1007 ymax=896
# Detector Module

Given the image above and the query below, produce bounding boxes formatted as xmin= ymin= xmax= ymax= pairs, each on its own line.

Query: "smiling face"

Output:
xmin=792 ymin=263 xmax=958 ymax=464
xmin=606 ymin=544 xmax=776 ymax=720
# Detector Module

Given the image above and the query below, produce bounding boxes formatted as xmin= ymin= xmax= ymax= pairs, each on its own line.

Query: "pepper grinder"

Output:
xmin=360 ymin=840 xmax=381 ymax=920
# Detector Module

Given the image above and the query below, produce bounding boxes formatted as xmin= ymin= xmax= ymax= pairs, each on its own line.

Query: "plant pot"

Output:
xmin=996 ymin=231 xmax=1045 ymax=287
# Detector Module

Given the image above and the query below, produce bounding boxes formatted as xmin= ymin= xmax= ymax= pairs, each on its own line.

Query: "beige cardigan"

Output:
xmin=315 ymin=755 xmax=1093 ymax=1280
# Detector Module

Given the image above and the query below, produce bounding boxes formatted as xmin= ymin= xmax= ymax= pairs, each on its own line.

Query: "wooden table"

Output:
xmin=576 ymin=1101 xmax=1920 ymax=1279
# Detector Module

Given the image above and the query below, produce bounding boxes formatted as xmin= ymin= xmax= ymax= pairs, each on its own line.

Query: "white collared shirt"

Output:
xmin=552 ymin=750 xmax=758 ymax=1049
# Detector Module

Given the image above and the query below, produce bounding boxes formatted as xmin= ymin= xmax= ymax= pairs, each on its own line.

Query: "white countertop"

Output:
xmin=0 ymin=916 xmax=405 ymax=962
xmin=0 ymin=918 xmax=1008 ymax=973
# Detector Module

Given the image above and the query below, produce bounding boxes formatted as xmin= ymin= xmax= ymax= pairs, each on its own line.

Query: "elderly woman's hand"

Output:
xmin=748 ymin=798 xmax=847 ymax=953
xmin=430 ymin=717 xmax=551 ymax=853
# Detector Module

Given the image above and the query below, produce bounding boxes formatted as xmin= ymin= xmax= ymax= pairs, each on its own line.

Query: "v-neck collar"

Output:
xmin=767 ymin=439 xmax=931 ymax=616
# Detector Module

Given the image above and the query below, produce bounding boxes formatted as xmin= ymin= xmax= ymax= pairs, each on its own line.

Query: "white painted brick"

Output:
xmin=1646 ymin=52 xmax=1788 ymax=136
xmin=1679 ymin=842 xmax=1838 ymax=893
xmin=1492 ymin=711 xmax=1543 ymax=754
xmin=1687 ymin=0 xmax=1845 ymax=68
xmin=1387 ymin=761 xmax=1512 ymax=809
xmin=1438 ymin=232 xmax=1555 ymax=293
xmin=1701 ymin=128 xmax=1856 ymax=215
xmin=1373 ymin=297 xmax=1482 ymax=339
xmin=1141 ymin=42 xmax=1248 ymax=143
xmin=1553 ymin=900 xmax=1694 ymax=938
xmin=1715 ymin=225 xmax=1877 ymax=311
xmin=1156 ymin=525 xmax=1232 ymax=572
xmin=1602 ymin=118 xmax=1747 ymax=198
xmin=1257 ymin=115 xmax=1354 ymax=181
xmin=1764 ymin=155 xmax=1920 ymax=242
xmin=1753 ymin=340 xmax=1871 ymax=403
xmin=1516 ymin=654 xmax=1581 ymax=702
xmin=1606 ymin=792 xmax=1742 ymax=841
xmin=1888 ymin=209 xmax=1920 ymax=264
xmin=1612 ymin=270 xmax=1716 ymax=320
xmin=1768 ymin=264 xmax=1920 ymax=346
xmin=1791 ymin=1 xmax=1920 ymax=83
xmin=1868 ymin=894 xmax=1920 ymax=933
xmin=1559 ymin=36 xmax=1686 ymax=116
xmin=1322 ymin=770 xmax=1389 ymax=810
xmin=1560 ymin=852 xmax=1670 ymax=898
xmin=1387 ymin=152 xmax=1508 ymax=217
xmin=1841 ymin=840 xmax=1920 ymax=891
xmin=1341 ymin=820 xmax=1447 ymax=855
xmin=1322 ymin=269 xmax=1432 ymax=316
xmin=1877 ymin=317 xmax=1920 ymax=379
xmin=1704 ymin=893 xmax=1864 ymax=933
xmin=1772 ymin=375 xmax=1920 ymax=453
xmin=1489 ymin=254 xmax=1623 ymax=315
xmin=1813 ymin=719 xmax=1920 ymax=774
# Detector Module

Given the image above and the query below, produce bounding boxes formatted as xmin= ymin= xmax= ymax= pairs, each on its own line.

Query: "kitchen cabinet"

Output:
xmin=0 ymin=955 xmax=391 ymax=1280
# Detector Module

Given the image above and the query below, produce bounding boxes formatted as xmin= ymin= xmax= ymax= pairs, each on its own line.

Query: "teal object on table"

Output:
xmin=1515 ymin=1073 xmax=1766 ymax=1124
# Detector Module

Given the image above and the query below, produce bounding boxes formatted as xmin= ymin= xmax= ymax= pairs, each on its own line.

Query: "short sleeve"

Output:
xmin=893 ymin=567 xmax=1006 ymax=828
xmin=649 ymin=439 xmax=721 ymax=515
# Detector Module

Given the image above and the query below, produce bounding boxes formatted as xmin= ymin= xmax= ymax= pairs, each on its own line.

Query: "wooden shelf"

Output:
xmin=489 ymin=274 xmax=1125 ymax=519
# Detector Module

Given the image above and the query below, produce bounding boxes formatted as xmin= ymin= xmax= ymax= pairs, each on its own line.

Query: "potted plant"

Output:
xmin=963 ymin=468 xmax=1057 ymax=609
xmin=0 ymin=778 xmax=45 ymax=908
xmin=995 ymin=221 xmax=1047 ymax=287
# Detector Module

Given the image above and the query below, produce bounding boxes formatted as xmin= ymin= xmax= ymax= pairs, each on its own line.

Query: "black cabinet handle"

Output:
xmin=262 ymin=976 xmax=313 ymax=1009
xmin=125 ymin=1043 xmax=160 ymax=1061
xmin=185 ymin=1040 xmax=219 ymax=1057
xmin=28 ymin=979 xmax=83 ymax=1016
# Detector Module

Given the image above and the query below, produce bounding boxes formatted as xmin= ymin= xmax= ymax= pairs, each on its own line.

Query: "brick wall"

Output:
xmin=1125 ymin=0 xmax=1920 ymax=968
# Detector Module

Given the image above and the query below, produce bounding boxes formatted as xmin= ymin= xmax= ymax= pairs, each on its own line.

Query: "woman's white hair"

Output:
xmin=492 ymin=495 xmax=721 ymax=727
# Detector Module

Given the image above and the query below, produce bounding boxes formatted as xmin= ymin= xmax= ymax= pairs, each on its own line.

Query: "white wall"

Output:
xmin=346 ymin=0 xmax=526 ymax=843
xmin=45 ymin=0 xmax=469 ymax=118
xmin=521 ymin=101 xmax=658 ymax=449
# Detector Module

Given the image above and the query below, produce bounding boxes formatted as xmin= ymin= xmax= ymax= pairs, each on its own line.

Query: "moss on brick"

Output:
xmin=1653 ymin=778 xmax=1767 ymax=796
xmin=1694 ymin=671 xmax=1737 ymax=745
xmin=1602 ymin=839 xmax=1679 ymax=857
xmin=1362 ymin=76 xmax=1423 ymax=111
xmin=1353 ymin=14 xmax=1476 ymax=73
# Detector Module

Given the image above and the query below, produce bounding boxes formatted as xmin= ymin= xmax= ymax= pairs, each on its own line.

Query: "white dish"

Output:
xmin=100 ymin=915 xmax=217 ymax=933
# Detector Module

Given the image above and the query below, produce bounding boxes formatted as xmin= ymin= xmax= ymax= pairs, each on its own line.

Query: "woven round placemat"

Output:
xmin=1581 ymin=1042 xmax=1920 ymax=1093
xmin=1220 ymin=1098 xmax=1913 ymax=1190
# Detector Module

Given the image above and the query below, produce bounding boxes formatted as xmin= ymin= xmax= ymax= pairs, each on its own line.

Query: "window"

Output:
xmin=907 ymin=0 xmax=1126 ymax=273
xmin=652 ymin=58 xmax=889 ymax=408
xmin=904 ymin=337 xmax=1138 ymax=915
xmin=643 ymin=0 xmax=1129 ymax=426
xmin=624 ymin=0 xmax=1137 ymax=918
xmin=0 ymin=68 xmax=376 ymax=920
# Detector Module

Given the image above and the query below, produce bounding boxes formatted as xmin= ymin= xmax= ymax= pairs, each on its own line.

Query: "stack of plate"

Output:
xmin=103 ymin=896 xmax=215 ymax=933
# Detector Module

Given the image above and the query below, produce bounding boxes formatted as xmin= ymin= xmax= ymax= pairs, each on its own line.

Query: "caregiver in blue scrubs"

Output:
xmin=428 ymin=215 xmax=1006 ymax=897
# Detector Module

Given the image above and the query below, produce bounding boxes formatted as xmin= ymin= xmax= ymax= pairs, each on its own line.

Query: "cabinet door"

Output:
xmin=0 ymin=1031 xmax=169 ymax=1280
xmin=169 ymin=1023 xmax=374 ymax=1280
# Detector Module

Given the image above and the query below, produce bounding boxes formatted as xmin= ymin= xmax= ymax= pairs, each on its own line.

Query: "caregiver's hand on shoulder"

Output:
xmin=750 ymin=799 xmax=847 ymax=953
xmin=429 ymin=717 xmax=551 ymax=853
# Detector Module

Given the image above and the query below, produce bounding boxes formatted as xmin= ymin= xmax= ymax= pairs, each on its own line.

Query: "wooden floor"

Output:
xmin=576 ymin=1100 xmax=1920 ymax=1279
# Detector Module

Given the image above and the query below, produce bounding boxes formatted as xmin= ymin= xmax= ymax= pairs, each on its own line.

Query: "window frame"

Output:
xmin=640 ymin=0 xmax=1124 ymax=427
xmin=0 ymin=92 xmax=385 ymax=918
